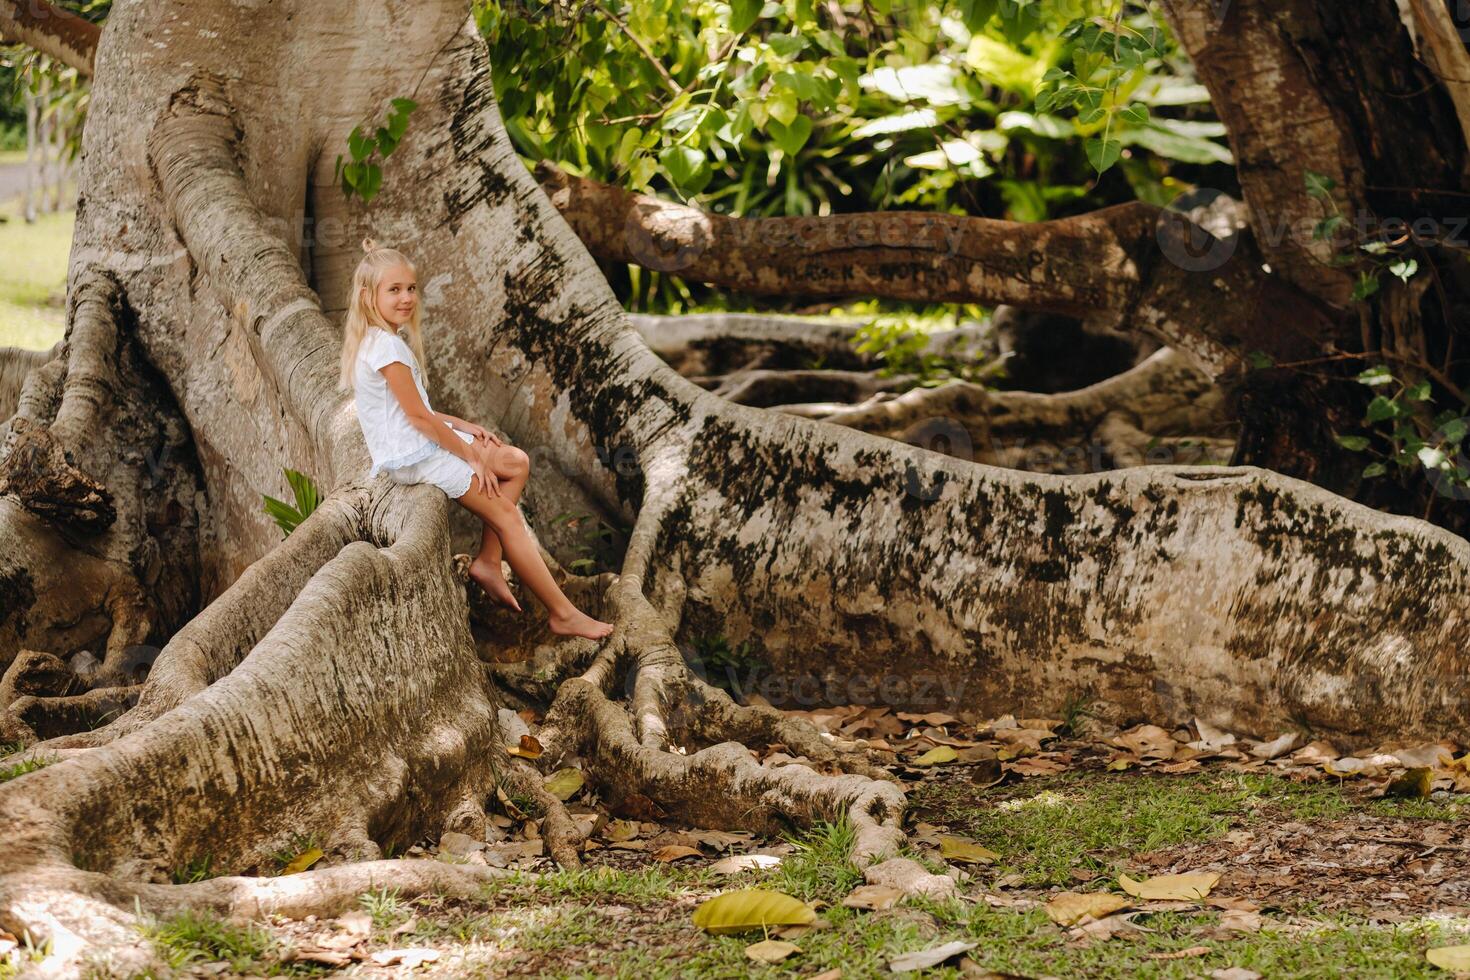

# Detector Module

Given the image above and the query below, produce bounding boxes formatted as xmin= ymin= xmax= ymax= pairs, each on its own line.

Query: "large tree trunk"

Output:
xmin=2 ymin=0 xmax=1469 ymax=972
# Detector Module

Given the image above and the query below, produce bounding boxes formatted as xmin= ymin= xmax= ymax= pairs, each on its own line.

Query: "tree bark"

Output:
xmin=1 ymin=0 xmax=1469 ymax=972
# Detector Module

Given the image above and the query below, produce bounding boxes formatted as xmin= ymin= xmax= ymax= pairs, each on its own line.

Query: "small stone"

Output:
xmin=863 ymin=857 xmax=958 ymax=900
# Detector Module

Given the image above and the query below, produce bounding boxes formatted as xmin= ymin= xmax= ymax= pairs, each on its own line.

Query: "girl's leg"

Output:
xmin=455 ymin=475 xmax=614 ymax=641
xmin=470 ymin=444 xmax=530 ymax=574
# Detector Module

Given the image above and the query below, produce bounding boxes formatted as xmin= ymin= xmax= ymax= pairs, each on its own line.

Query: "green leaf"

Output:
xmin=1443 ymin=419 xmax=1468 ymax=444
xmin=348 ymin=125 xmax=370 ymax=162
xmin=376 ymin=127 xmax=398 ymax=157
xmin=1304 ymin=169 xmax=1336 ymax=198
xmin=728 ymin=0 xmax=762 ymax=34
xmin=1355 ymin=365 xmax=1395 ymax=386
xmin=1085 ymin=136 xmax=1122 ymax=173
xmin=1314 ymin=215 xmax=1343 ymax=241
xmin=262 ymin=496 xmax=302 ymax=535
xmin=1419 ymin=446 xmax=1450 ymax=470
xmin=390 ymin=97 xmax=418 ymax=113
xmin=1352 ymin=271 xmax=1380 ymax=302
xmin=659 ymin=144 xmax=710 ymax=193
xmin=1365 ymin=395 xmax=1400 ymax=423
xmin=1117 ymin=102 xmax=1150 ymax=124
xmin=284 ymin=468 xmax=320 ymax=517
xmin=766 ymin=32 xmax=807 ymax=58
xmin=1405 ymin=380 xmax=1432 ymax=402
xmin=1334 ymin=434 xmax=1370 ymax=452
xmin=1247 ymin=350 xmax=1275 ymax=369
xmin=767 ymin=115 xmax=812 ymax=156
xmin=359 ymin=163 xmax=383 ymax=202
xmin=1363 ymin=462 xmax=1387 ymax=478
xmin=1390 ymin=257 xmax=1419 ymax=282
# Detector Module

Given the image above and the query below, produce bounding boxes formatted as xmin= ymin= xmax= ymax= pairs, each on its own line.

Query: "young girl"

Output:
xmin=338 ymin=238 xmax=614 ymax=641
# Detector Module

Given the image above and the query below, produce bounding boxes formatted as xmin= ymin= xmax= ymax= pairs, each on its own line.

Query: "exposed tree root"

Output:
xmin=0 ymin=342 xmax=61 ymax=422
xmin=805 ymin=346 xmax=1234 ymax=472
xmin=6 ymin=4 xmax=1470 ymax=975
xmin=705 ymin=367 xmax=914 ymax=408
xmin=0 ymin=270 xmax=202 ymax=688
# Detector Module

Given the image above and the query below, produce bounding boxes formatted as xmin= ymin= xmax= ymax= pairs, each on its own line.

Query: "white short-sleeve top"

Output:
xmin=353 ymin=327 xmax=440 ymax=476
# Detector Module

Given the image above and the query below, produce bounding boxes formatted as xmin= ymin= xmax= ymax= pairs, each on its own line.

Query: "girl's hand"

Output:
xmin=463 ymin=421 xmax=504 ymax=447
xmin=468 ymin=443 xmax=501 ymax=497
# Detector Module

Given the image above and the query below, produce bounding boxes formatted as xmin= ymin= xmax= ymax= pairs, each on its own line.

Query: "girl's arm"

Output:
xmin=433 ymin=410 xmax=469 ymax=431
xmin=435 ymin=410 xmax=500 ymax=445
xmin=379 ymin=363 xmax=477 ymax=462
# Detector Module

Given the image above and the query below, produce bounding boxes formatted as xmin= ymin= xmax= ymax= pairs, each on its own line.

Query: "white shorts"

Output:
xmin=386 ymin=427 xmax=477 ymax=499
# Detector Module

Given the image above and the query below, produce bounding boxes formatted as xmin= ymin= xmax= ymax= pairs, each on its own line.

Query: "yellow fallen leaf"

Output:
xmin=602 ymin=819 xmax=639 ymax=842
xmin=1118 ymin=872 xmax=1218 ymax=901
xmin=1385 ymin=767 xmax=1432 ymax=799
xmin=281 ymin=847 xmax=323 ymax=875
xmin=692 ymin=889 xmax=816 ymax=934
xmin=745 ymin=939 xmax=801 ymax=963
xmin=913 ymin=746 xmax=958 ymax=766
xmin=1045 ymin=892 xmax=1131 ymax=926
xmin=543 ymin=767 xmax=584 ymax=801
xmin=938 ymin=835 xmax=999 ymax=864
xmin=1428 ymin=945 xmax=1470 ymax=970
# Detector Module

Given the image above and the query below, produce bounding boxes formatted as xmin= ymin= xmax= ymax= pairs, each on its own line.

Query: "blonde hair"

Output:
xmin=337 ymin=237 xmax=430 ymax=392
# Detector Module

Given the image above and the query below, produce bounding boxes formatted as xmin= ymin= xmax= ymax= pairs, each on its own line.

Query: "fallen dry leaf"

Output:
xmin=288 ymin=948 xmax=353 ymax=967
xmin=280 ymin=848 xmax=323 ymax=875
xmin=1045 ymin=892 xmax=1130 ymax=926
xmin=709 ymin=854 xmax=782 ymax=874
xmin=897 ymin=711 xmax=960 ymax=726
xmin=1427 ymin=945 xmax=1470 ymax=970
xmin=334 ymin=910 xmax=372 ymax=936
xmin=938 ymin=835 xmax=1000 ymax=864
xmin=653 ymin=844 xmax=702 ymax=862
xmin=745 ymin=939 xmax=801 ymax=964
xmin=506 ymin=733 xmax=543 ymax=759
xmin=1149 ymin=946 xmax=1211 ymax=960
xmin=1218 ymin=909 xmax=1263 ymax=933
xmin=888 ymin=940 xmax=977 ymax=972
xmin=370 ymin=949 xmax=441 ymax=968
xmin=1249 ymin=732 xmax=1301 ymax=760
xmin=1113 ymin=725 xmax=1176 ymax=761
xmin=843 ymin=884 xmax=905 ymax=911
xmin=1118 ymin=872 xmax=1218 ymax=901
xmin=912 ymin=745 xmax=959 ymax=766
xmin=1067 ymin=912 xmax=1149 ymax=943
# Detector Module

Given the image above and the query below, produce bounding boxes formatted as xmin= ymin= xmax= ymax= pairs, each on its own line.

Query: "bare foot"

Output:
xmin=469 ymin=557 xmax=521 ymax=612
xmin=548 ymin=607 xmax=615 ymax=641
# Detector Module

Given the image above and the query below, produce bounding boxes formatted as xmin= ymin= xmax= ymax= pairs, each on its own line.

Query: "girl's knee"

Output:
xmin=505 ymin=446 xmax=530 ymax=473
xmin=479 ymin=492 xmax=519 ymax=524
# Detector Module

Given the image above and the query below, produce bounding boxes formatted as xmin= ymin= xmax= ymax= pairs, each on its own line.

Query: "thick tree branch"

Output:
xmin=538 ymin=160 xmax=1324 ymax=379
xmin=0 ymin=0 xmax=99 ymax=76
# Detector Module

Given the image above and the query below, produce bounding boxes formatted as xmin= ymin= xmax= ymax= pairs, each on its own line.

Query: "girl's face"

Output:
xmin=371 ymin=264 xmax=417 ymax=327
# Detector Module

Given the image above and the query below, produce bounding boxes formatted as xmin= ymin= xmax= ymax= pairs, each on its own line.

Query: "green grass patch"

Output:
xmin=140 ymin=908 xmax=324 ymax=977
xmin=909 ymin=769 xmax=1463 ymax=887
xmin=0 ymin=206 xmax=72 ymax=351
xmin=0 ymin=754 xmax=54 ymax=784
